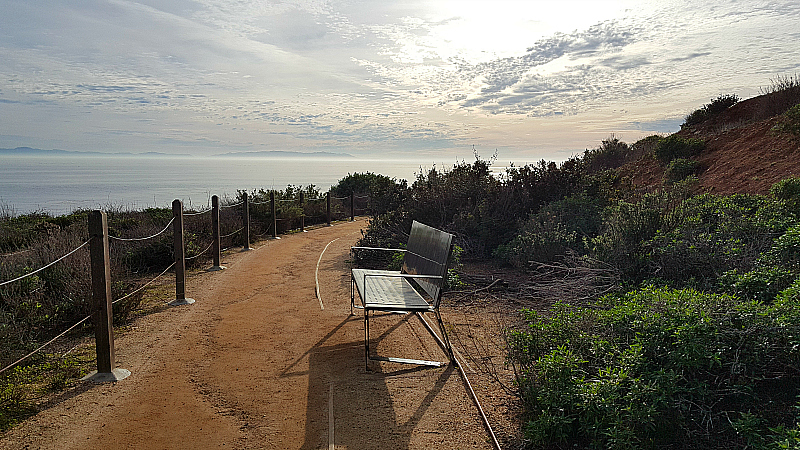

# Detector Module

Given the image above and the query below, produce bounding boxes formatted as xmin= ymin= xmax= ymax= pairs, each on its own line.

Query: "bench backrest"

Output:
xmin=401 ymin=221 xmax=453 ymax=307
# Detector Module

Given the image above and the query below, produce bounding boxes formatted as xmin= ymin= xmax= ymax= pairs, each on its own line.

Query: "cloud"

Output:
xmin=2 ymin=0 xmax=800 ymax=156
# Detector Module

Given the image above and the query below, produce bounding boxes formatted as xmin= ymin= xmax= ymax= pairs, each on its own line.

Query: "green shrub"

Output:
xmin=643 ymin=193 xmax=795 ymax=289
xmin=654 ymin=135 xmax=706 ymax=163
xmin=682 ymin=94 xmax=740 ymax=128
xmin=583 ymin=136 xmax=630 ymax=172
xmin=592 ymin=188 xmax=690 ymax=282
xmin=757 ymin=224 xmax=800 ymax=272
xmin=495 ymin=195 xmax=601 ymax=268
xmin=664 ymin=158 xmax=702 ymax=182
xmin=772 ymin=177 xmax=800 ymax=202
xmin=330 ymin=172 xmax=409 ymax=216
xmin=720 ymin=267 xmax=797 ymax=302
xmin=508 ymin=286 xmax=800 ymax=449
xmin=772 ymin=103 xmax=800 ymax=136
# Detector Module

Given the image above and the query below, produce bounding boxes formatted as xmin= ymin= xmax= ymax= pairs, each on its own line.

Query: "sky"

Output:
xmin=1 ymin=0 xmax=799 ymax=162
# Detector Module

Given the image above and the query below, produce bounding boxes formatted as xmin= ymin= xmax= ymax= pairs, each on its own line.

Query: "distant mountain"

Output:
xmin=0 ymin=147 xmax=355 ymax=158
xmin=0 ymin=147 xmax=182 ymax=157
xmin=212 ymin=150 xmax=354 ymax=158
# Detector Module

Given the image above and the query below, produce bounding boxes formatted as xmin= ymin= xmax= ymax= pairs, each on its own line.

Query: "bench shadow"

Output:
xmin=283 ymin=313 xmax=455 ymax=450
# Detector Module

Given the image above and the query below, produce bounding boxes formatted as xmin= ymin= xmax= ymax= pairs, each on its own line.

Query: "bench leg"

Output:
xmin=364 ymin=309 xmax=370 ymax=371
xmin=434 ymin=309 xmax=455 ymax=363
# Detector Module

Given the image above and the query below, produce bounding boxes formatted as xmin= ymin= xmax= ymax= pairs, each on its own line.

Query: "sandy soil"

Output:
xmin=0 ymin=219 xmax=507 ymax=450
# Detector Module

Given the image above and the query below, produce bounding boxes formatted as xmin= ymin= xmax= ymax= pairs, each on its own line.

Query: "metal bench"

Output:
xmin=351 ymin=220 xmax=455 ymax=370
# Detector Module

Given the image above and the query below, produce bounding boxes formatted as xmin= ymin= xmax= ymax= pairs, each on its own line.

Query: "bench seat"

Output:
xmin=351 ymin=269 xmax=433 ymax=311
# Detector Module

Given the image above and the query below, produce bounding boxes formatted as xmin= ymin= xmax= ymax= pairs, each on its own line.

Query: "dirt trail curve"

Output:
xmin=1 ymin=220 xmax=493 ymax=450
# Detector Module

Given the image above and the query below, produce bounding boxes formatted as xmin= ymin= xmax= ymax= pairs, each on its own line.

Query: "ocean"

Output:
xmin=0 ymin=154 xmax=447 ymax=215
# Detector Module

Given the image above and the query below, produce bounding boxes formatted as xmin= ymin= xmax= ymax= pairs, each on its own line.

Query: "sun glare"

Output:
xmin=415 ymin=0 xmax=644 ymax=63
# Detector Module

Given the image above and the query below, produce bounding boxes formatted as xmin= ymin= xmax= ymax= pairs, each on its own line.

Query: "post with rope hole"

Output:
xmin=271 ymin=190 xmax=279 ymax=239
xmin=326 ymin=191 xmax=331 ymax=226
xmin=242 ymin=192 xmax=251 ymax=251
xmin=208 ymin=195 xmax=225 ymax=271
xmin=170 ymin=199 xmax=195 ymax=306
xmin=81 ymin=210 xmax=130 ymax=382
xmin=299 ymin=191 xmax=305 ymax=232
xmin=350 ymin=192 xmax=355 ymax=221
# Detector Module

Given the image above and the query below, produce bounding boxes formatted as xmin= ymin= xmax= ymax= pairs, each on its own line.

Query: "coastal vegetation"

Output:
xmin=345 ymin=79 xmax=800 ymax=448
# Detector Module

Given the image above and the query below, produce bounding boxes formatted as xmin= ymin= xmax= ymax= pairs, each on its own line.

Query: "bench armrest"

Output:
xmin=351 ymin=246 xmax=407 ymax=252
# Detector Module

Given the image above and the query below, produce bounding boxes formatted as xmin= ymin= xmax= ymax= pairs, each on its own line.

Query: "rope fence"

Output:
xmin=0 ymin=240 xmax=90 ymax=287
xmin=221 ymin=227 xmax=244 ymax=239
xmin=111 ymin=262 xmax=176 ymax=306
xmin=1 ymin=189 xmax=372 ymax=388
xmin=185 ymin=242 xmax=214 ymax=261
xmin=183 ymin=208 xmax=212 ymax=216
xmin=0 ymin=314 xmax=92 ymax=376
xmin=109 ymin=217 xmax=174 ymax=242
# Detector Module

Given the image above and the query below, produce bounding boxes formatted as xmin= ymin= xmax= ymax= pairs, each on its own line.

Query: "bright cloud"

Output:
xmin=0 ymin=0 xmax=798 ymax=160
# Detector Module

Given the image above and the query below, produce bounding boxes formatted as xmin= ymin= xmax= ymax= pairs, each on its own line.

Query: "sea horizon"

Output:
xmin=1 ymin=153 xmax=488 ymax=216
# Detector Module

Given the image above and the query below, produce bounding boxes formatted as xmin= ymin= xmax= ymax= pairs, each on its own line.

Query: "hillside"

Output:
xmin=619 ymin=91 xmax=800 ymax=194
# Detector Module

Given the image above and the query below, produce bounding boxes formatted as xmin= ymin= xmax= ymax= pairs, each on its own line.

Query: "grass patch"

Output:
xmin=0 ymin=348 xmax=94 ymax=432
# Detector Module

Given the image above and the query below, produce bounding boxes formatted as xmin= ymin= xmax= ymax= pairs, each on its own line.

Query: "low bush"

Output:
xmin=664 ymin=158 xmax=701 ymax=182
xmin=508 ymin=286 xmax=800 ymax=449
xmin=583 ymin=136 xmax=630 ymax=172
xmin=772 ymin=103 xmax=800 ymax=136
xmin=494 ymin=195 xmax=601 ymax=268
xmin=330 ymin=172 xmax=409 ymax=217
xmin=682 ymin=94 xmax=740 ymax=129
xmin=654 ymin=135 xmax=706 ymax=163
xmin=771 ymin=176 xmax=800 ymax=203
xmin=760 ymin=74 xmax=800 ymax=118
xmin=720 ymin=267 xmax=797 ymax=302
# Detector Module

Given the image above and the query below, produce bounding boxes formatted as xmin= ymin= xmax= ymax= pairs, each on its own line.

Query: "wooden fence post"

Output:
xmin=271 ymin=191 xmax=278 ymax=239
xmin=208 ymin=195 xmax=225 ymax=271
xmin=170 ymin=199 xmax=194 ymax=306
xmin=350 ymin=193 xmax=355 ymax=221
xmin=299 ymin=191 xmax=305 ymax=232
xmin=82 ymin=210 xmax=130 ymax=382
xmin=242 ymin=192 xmax=251 ymax=251
xmin=326 ymin=191 xmax=331 ymax=226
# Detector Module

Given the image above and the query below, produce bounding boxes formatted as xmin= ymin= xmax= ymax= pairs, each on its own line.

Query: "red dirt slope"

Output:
xmin=622 ymin=94 xmax=800 ymax=195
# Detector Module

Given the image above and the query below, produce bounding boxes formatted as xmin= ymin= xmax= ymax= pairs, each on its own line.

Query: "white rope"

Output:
xmin=112 ymin=262 xmax=176 ymax=305
xmin=0 ymin=240 xmax=90 ymax=287
xmin=315 ymin=238 xmax=340 ymax=311
xmin=220 ymin=200 xmax=244 ymax=209
xmin=109 ymin=217 xmax=174 ymax=242
xmin=221 ymin=227 xmax=244 ymax=239
xmin=184 ymin=208 xmax=212 ymax=216
xmin=185 ymin=242 xmax=214 ymax=260
xmin=0 ymin=261 xmax=176 ymax=376
xmin=0 ymin=314 xmax=92 ymax=376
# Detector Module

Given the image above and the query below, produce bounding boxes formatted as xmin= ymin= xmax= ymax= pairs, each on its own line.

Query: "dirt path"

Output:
xmin=1 ymin=220 xmax=494 ymax=449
